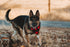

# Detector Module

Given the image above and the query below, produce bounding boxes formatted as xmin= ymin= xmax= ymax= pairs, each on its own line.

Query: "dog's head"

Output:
xmin=29 ymin=10 xmax=40 ymax=29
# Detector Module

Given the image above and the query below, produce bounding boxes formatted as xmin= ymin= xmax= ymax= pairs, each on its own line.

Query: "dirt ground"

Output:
xmin=0 ymin=26 xmax=70 ymax=47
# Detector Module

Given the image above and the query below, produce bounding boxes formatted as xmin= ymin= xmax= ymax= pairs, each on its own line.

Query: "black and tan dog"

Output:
xmin=5 ymin=9 xmax=42 ymax=47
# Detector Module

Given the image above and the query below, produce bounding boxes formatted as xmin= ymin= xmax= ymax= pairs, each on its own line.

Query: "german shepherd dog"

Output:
xmin=5 ymin=9 xmax=42 ymax=47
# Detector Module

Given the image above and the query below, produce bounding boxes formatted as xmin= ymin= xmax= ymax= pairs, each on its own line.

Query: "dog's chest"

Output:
xmin=25 ymin=25 xmax=34 ymax=34
xmin=27 ymin=29 xmax=33 ymax=33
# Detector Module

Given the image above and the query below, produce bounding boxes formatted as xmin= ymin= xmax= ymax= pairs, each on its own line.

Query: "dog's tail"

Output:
xmin=5 ymin=9 xmax=12 ymax=22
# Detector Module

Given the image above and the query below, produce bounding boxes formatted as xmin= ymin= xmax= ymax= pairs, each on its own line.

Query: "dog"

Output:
xmin=5 ymin=9 xmax=42 ymax=47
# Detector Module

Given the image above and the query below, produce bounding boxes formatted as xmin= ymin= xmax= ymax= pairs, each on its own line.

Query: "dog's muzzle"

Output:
xmin=32 ymin=23 xmax=37 ymax=27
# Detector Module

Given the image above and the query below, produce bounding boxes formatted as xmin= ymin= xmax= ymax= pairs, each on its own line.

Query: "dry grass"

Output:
xmin=0 ymin=25 xmax=70 ymax=47
xmin=40 ymin=5 xmax=70 ymax=21
xmin=40 ymin=12 xmax=70 ymax=21
xmin=0 ymin=0 xmax=70 ymax=21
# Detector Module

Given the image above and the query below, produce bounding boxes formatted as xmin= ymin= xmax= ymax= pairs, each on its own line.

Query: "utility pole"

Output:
xmin=48 ymin=0 xmax=51 ymax=13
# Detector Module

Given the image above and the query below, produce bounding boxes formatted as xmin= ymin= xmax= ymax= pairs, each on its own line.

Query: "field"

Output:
xmin=0 ymin=25 xmax=70 ymax=47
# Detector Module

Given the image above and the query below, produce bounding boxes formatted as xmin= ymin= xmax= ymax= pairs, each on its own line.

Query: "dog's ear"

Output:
xmin=29 ymin=10 xmax=33 ymax=17
xmin=35 ymin=10 xmax=40 ymax=16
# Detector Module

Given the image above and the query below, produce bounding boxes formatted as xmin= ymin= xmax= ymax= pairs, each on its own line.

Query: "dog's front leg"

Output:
xmin=37 ymin=33 xmax=42 ymax=47
xmin=17 ymin=26 xmax=27 ymax=43
xmin=25 ymin=35 xmax=31 ymax=47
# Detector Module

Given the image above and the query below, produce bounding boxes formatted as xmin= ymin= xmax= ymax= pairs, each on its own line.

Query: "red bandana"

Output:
xmin=31 ymin=26 xmax=40 ymax=34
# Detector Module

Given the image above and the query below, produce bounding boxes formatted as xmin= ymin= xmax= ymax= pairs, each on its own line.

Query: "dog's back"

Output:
xmin=12 ymin=16 xmax=29 ymax=29
xmin=5 ymin=9 xmax=29 ymax=29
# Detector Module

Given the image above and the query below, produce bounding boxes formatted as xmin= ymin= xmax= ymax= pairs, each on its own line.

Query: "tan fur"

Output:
xmin=11 ymin=22 xmax=26 ymax=43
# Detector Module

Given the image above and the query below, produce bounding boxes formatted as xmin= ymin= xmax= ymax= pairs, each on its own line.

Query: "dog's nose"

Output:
xmin=32 ymin=23 xmax=37 ymax=27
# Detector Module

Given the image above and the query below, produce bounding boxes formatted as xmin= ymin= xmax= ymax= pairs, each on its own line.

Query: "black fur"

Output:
xmin=5 ymin=9 xmax=11 ymax=22
xmin=5 ymin=9 xmax=40 ymax=35
xmin=6 ymin=9 xmax=29 ymax=29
